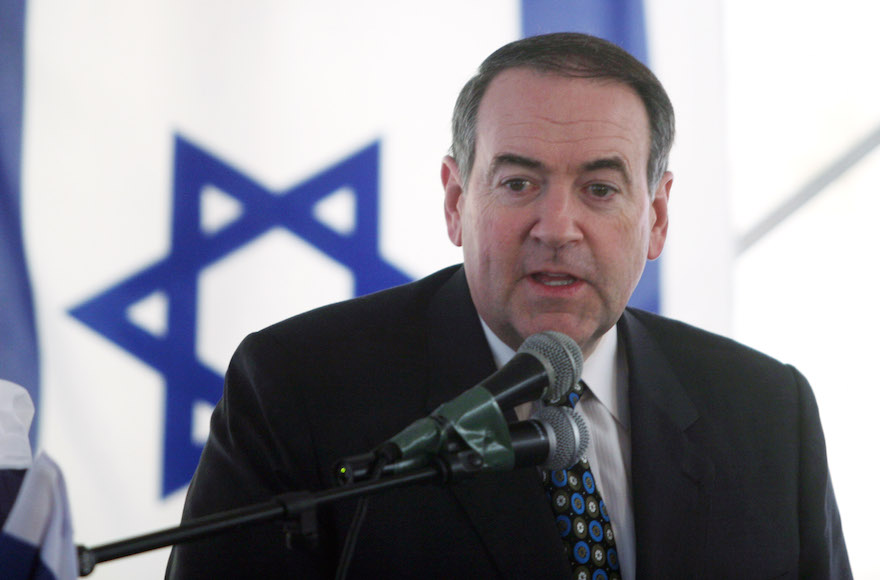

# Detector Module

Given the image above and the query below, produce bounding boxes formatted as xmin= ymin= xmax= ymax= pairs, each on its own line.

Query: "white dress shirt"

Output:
xmin=480 ymin=321 xmax=636 ymax=579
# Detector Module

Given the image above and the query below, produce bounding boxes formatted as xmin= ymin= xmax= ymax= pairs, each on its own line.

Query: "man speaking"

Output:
xmin=167 ymin=33 xmax=850 ymax=579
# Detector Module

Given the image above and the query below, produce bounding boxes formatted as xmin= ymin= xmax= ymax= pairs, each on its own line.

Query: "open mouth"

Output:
xmin=531 ymin=272 xmax=578 ymax=287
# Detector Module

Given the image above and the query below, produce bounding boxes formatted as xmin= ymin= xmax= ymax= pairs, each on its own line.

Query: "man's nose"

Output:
xmin=529 ymin=187 xmax=584 ymax=248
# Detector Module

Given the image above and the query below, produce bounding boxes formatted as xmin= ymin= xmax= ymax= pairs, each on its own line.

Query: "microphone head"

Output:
xmin=534 ymin=405 xmax=590 ymax=470
xmin=518 ymin=331 xmax=583 ymax=403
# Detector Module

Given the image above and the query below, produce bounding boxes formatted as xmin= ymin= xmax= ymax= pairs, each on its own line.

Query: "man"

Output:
xmin=167 ymin=33 xmax=850 ymax=578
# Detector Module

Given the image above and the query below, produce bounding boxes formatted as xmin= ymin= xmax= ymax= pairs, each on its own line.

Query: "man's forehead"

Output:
xmin=478 ymin=67 xmax=645 ymax=120
xmin=473 ymin=68 xmax=651 ymax=167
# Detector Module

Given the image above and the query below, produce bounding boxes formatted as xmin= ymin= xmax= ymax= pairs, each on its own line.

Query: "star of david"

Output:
xmin=69 ymin=134 xmax=410 ymax=496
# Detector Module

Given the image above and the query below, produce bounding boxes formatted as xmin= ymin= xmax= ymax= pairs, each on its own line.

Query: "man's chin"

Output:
xmin=514 ymin=316 xmax=606 ymax=355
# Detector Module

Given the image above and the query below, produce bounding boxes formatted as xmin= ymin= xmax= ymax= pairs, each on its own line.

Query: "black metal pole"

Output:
xmin=76 ymin=466 xmax=444 ymax=576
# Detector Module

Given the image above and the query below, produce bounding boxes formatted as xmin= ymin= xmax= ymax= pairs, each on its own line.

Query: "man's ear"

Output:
xmin=442 ymin=155 xmax=464 ymax=247
xmin=647 ymin=171 xmax=673 ymax=260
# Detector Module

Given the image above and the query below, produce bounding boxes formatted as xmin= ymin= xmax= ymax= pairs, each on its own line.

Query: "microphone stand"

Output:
xmin=76 ymin=447 xmax=489 ymax=576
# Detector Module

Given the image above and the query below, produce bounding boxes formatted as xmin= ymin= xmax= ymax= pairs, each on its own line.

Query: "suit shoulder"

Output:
xmin=623 ymin=307 xmax=793 ymax=378
xmin=621 ymin=308 xmax=816 ymax=433
xmin=246 ymin=265 xmax=460 ymax=351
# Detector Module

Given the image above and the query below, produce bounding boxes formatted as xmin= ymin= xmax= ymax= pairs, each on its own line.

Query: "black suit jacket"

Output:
xmin=167 ymin=265 xmax=850 ymax=579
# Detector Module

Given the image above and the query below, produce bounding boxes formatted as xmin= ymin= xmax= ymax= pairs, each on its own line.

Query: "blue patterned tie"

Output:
xmin=543 ymin=381 xmax=621 ymax=580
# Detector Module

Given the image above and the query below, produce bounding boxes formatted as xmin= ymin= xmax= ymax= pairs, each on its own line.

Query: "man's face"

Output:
xmin=442 ymin=68 xmax=672 ymax=356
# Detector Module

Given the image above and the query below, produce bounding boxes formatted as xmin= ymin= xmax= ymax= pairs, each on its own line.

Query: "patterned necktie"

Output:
xmin=543 ymin=380 xmax=621 ymax=580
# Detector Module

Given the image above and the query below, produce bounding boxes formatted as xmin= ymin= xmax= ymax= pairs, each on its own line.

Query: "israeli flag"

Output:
xmin=1 ymin=1 xmax=656 ymax=577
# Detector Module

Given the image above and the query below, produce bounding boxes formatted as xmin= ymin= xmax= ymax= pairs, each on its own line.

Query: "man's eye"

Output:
xmin=588 ymin=183 xmax=616 ymax=198
xmin=503 ymin=178 xmax=531 ymax=192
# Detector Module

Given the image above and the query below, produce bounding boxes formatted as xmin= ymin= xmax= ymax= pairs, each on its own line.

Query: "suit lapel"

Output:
xmin=423 ymin=267 xmax=571 ymax=578
xmin=619 ymin=310 xmax=714 ymax=576
xmin=423 ymin=268 xmax=495 ymax=410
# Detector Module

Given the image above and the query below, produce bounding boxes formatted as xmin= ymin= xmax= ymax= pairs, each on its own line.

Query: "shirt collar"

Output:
xmin=479 ymin=320 xmax=629 ymax=429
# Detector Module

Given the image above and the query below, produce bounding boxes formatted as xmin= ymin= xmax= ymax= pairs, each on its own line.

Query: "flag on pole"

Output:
xmin=0 ymin=454 xmax=77 ymax=580
xmin=0 ymin=381 xmax=75 ymax=580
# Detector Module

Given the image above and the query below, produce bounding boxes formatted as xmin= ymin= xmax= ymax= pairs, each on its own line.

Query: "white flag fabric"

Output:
xmin=1 ymin=380 xmax=34 ymax=534
xmin=0 ymin=380 xmax=34 ymax=471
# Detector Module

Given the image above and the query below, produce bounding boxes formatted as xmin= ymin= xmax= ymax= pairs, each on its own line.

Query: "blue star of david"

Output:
xmin=69 ymin=135 xmax=410 ymax=496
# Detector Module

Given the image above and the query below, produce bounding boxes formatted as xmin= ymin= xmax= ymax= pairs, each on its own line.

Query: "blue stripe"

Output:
xmin=0 ymin=0 xmax=40 ymax=438
xmin=520 ymin=0 xmax=660 ymax=313
xmin=521 ymin=0 xmax=648 ymax=63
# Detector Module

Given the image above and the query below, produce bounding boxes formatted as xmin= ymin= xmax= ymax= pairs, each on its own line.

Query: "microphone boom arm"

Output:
xmin=77 ymin=445 xmax=496 ymax=576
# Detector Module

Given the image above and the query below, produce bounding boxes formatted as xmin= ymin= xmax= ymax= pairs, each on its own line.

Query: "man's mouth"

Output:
xmin=531 ymin=272 xmax=578 ymax=287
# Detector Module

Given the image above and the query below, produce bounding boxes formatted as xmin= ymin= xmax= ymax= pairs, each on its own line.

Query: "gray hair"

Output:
xmin=451 ymin=32 xmax=675 ymax=190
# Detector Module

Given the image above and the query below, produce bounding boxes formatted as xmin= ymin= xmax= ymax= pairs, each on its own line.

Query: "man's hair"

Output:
xmin=451 ymin=32 xmax=675 ymax=190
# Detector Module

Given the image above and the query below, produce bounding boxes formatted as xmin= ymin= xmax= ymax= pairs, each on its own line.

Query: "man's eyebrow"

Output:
xmin=488 ymin=154 xmax=632 ymax=185
xmin=489 ymin=153 xmax=545 ymax=175
xmin=581 ymin=156 xmax=631 ymax=185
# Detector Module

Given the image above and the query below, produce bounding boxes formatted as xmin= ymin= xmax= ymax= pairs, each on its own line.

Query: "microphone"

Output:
xmin=337 ymin=405 xmax=590 ymax=483
xmin=386 ymin=331 xmax=581 ymax=463
xmin=473 ymin=330 xmax=584 ymax=410
xmin=336 ymin=331 xmax=583 ymax=482
xmin=512 ymin=405 xmax=590 ymax=470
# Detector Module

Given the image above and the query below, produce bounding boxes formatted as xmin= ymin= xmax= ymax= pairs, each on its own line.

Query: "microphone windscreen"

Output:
xmin=534 ymin=405 xmax=590 ymax=470
xmin=519 ymin=332 xmax=583 ymax=403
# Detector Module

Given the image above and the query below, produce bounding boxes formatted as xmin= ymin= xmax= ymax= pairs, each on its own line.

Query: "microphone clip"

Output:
xmin=335 ymin=428 xmax=493 ymax=486
xmin=335 ymin=386 xmax=512 ymax=485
